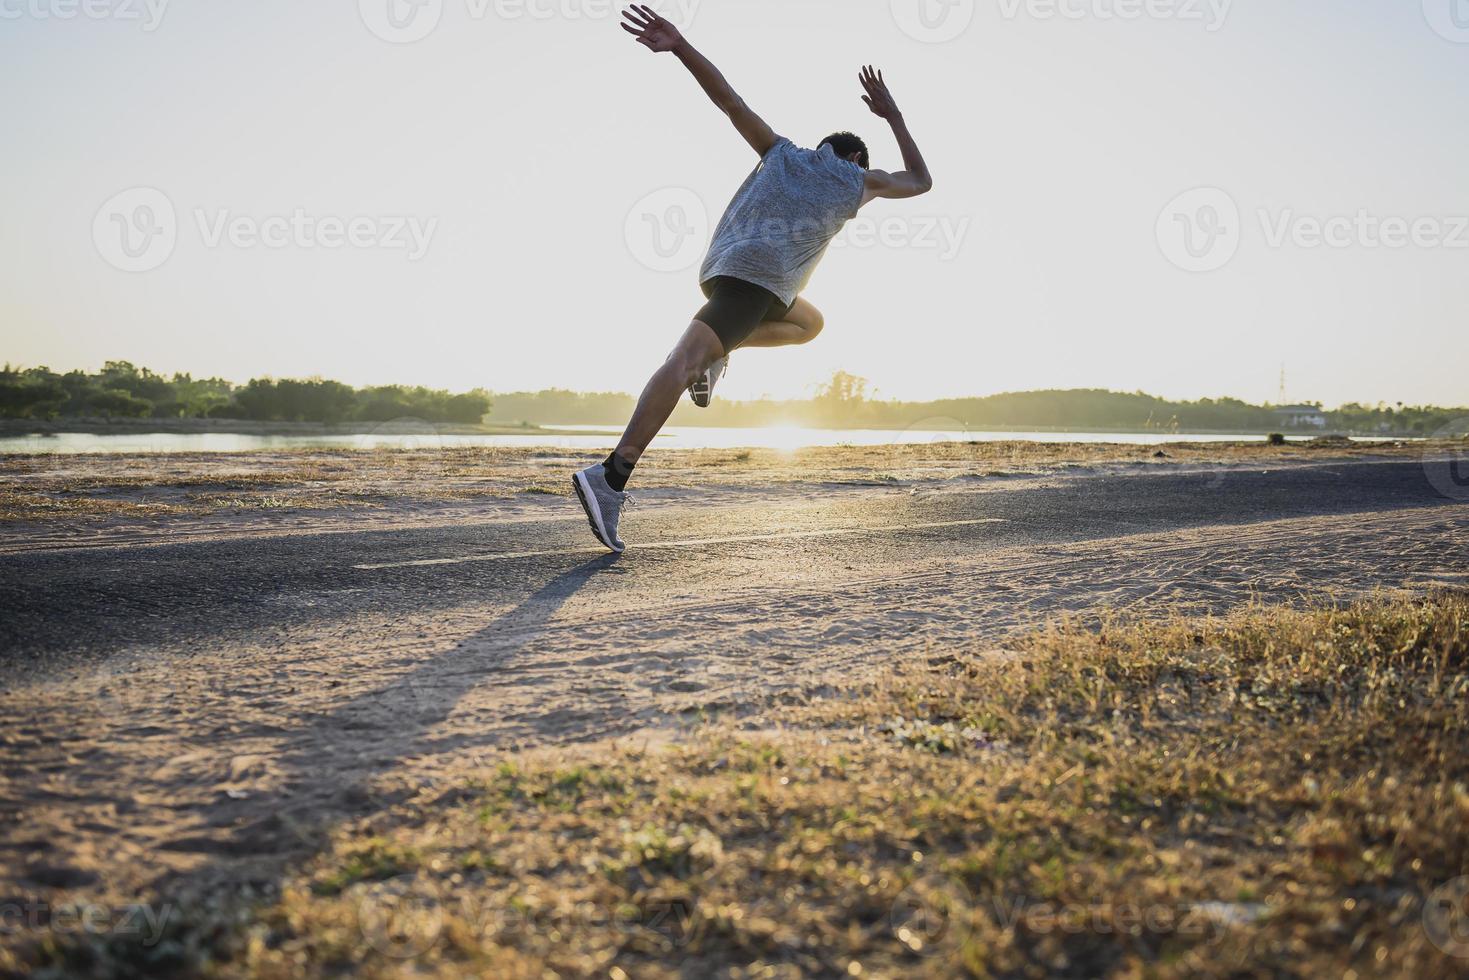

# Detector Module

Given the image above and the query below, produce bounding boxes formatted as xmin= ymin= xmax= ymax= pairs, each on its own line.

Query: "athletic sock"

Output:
xmin=602 ymin=452 xmax=633 ymax=493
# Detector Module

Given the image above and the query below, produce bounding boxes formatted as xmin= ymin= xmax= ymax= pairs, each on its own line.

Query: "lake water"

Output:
xmin=0 ymin=425 xmax=1383 ymax=455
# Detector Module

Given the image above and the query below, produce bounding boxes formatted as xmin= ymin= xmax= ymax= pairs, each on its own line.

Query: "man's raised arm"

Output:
xmin=857 ymin=66 xmax=934 ymax=205
xmin=621 ymin=5 xmax=778 ymax=157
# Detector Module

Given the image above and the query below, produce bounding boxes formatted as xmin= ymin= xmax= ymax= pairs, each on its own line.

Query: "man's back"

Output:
xmin=700 ymin=138 xmax=866 ymax=308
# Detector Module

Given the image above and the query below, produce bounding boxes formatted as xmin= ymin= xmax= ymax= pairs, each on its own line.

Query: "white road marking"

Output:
xmin=352 ymin=518 xmax=1007 ymax=571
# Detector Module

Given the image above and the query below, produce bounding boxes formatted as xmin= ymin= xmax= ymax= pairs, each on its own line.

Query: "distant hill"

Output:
xmin=487 ymin=378 xmax=1464 ymax=437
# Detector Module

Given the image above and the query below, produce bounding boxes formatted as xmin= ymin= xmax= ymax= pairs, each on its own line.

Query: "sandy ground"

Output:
xmin=0 ymin=445 xmax=1465 ymax=961
xmin=0 ymin=439 xmax=1433 ymax=553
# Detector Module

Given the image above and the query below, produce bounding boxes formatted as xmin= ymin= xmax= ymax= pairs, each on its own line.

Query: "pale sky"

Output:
xmin=2 ymin=0 xmax=1466 ymax=407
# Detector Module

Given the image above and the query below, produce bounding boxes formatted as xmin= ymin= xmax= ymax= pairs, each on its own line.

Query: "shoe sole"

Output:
xmin=688 ymin=377 xmax=711 ymax=408
xmin=572 ymin=471 xmax=623 ymax=552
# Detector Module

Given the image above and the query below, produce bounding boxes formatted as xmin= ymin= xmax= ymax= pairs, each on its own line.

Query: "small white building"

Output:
xmin=1274 ymin=405 xmax=1328 ymax=429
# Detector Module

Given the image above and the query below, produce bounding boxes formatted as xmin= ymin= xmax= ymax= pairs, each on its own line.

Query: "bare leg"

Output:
xmin=611 ymin=320 xmax=726 ymax=472
xmin=736 ymin=297 xmax=825 ymax=349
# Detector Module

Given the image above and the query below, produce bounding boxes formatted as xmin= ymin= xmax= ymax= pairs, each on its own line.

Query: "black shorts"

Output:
xmin=695 ymin=276 xmax=795 ymax=353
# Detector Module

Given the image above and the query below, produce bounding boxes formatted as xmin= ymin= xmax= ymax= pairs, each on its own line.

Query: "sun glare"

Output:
xmin=760 ymin=424 xmax=811 ymax=452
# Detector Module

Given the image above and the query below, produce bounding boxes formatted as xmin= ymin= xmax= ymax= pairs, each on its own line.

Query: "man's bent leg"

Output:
xmin=737 ymin=297 xmax=824 ymax=349
xmin=607 ymin=320 xmax=726 ymax=486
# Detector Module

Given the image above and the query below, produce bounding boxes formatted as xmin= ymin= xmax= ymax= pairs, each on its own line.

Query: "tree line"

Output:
xmin=4 ymin=363 xmax=1461 ymax=435
xmin=0 ymin=362 xmax=491 ymax=425
xmin=487 ymin=373 xmax=1466 ymax=436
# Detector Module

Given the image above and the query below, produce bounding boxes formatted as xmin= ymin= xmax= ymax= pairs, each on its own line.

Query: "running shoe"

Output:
xmin=572 ymin=463 xmax=629 ymax=552
xmin=687 ymin=356 xmax=728 ymax=408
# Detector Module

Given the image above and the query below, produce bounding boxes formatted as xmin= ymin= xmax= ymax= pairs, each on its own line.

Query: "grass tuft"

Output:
xmin=17 ymin=593 xmax=1469 ymax=979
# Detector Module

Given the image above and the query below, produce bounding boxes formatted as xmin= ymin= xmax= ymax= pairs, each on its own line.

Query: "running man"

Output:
xmin=573 ymin=4 xmax=934 ymax=551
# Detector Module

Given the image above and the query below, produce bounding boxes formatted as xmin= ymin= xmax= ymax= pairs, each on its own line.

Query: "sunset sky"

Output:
xmin=2 ymin=1 xmax=1467 ymax=407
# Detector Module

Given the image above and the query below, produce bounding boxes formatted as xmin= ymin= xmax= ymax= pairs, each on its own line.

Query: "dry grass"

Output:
xmin=26 ymin=593 xmax=1468 ymax=978
xmin=0 ymin=492 xmax=193 ymax=522
xmin=0 ymin=439 xmax=1434 ymax=529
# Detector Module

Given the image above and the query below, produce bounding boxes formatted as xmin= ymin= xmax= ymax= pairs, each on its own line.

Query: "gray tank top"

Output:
xmin=699 ymin=138 xmax=866 ymax=307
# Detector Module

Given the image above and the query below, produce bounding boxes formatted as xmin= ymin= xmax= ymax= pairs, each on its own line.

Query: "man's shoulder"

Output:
xmin=761 ymin=136 xmax=797 ymax=158
xmin=777 ymin=140 xmax=853 ymax=171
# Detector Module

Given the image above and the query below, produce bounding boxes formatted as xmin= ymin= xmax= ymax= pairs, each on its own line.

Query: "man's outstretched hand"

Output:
xmin=859 ymin=66 xmax=902 ymax=120
xmin=621 ymin=5 xmax=684 ymax=53
xmin=625 ymin=4 xmax=776 ymax=156
xmin=856 ymin=65 xmax=931 ymax=201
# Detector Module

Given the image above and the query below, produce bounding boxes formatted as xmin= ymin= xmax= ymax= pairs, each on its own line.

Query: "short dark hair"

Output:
xmin=819 ymin=131 xmax=869 ymax=169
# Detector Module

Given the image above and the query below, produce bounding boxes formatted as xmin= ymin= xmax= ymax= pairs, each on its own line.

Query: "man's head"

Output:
xmin=819 ymin=131 xmax=869 ymax=169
